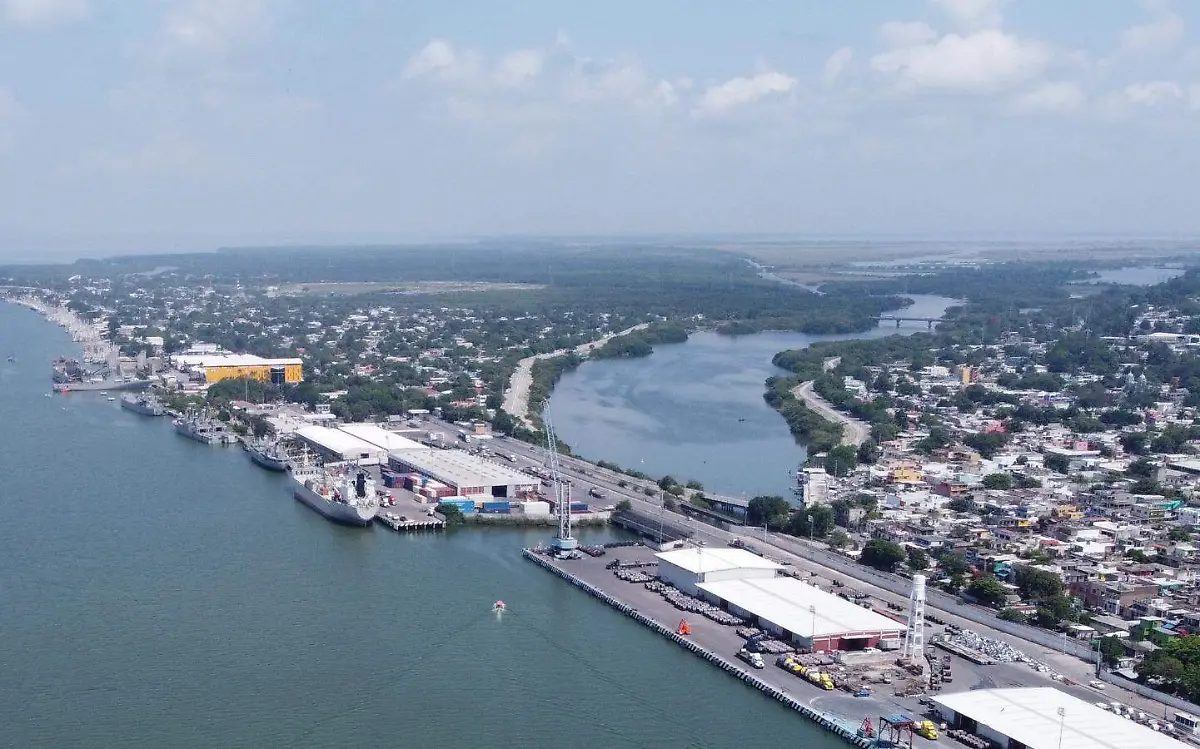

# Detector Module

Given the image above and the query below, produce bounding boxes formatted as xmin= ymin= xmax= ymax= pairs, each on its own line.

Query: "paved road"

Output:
xmin=791 ymin=380 xmax=870 ymax=447
xmin=420 ymin=419 xmax=1179 ymax=718
xmin=500 ymin=323 xmax=651 ymax=429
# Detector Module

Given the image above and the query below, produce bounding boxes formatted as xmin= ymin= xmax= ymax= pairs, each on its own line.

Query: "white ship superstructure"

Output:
xmin=291 ymin=464 xmax=379 ymax=526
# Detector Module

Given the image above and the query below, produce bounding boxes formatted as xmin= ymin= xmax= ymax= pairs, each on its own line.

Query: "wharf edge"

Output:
xmin=522 ymin=549 xmax=872 ymax=748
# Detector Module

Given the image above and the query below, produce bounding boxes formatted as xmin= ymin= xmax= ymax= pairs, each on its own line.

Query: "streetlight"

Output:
xmin=1057 ymin=706 xmax=1066 ymax=749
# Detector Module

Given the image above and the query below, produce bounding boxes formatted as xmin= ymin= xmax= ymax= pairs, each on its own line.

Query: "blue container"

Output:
xmin=482 ymin=501 xmax=510 ymax=511
xmin=438 ymin=498 xmax=476 ymax=514
xmin=569 ymin=502 xmax=589 ymax=512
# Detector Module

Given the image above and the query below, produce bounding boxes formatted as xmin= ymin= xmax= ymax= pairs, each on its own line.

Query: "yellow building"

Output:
xmin=175 ymin=353 xmax=303 ymax=385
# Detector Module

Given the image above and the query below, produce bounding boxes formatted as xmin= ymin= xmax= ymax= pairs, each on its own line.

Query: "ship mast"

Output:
xmin=545 ymin=416 xmax=577 ymax=553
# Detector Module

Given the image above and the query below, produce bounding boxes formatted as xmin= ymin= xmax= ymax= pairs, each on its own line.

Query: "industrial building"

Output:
xmin=294 ymin=425 xmax=387 ymax=465
xmin=388 ymin=448 xmax=537 ymax=498
xmin=336 ymin=424 xmax=428 ymax=453
xmin=699 ymin=577 xmax=904 ymax=651
xmin=932 ymin=687 xmax=1189 ymax=749
xmin=173 ymin=353 xmax=304 ymax=384
xmin=655 ymin=546 xmax=904 ymax=651
xmin=656 ymin=547 xmax=783 ymax=596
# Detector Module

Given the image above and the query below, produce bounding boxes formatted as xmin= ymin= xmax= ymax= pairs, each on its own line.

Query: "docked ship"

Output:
xmin=120 ymin=392 xmax=165 ymax=417
xmin=52 ymin=356 xmax=151 ymax=393
xmin=244 ymin=437 xmax=289 ymax=472
xmin=291 ymin=465 xmax=379 ymax=526
xmin=174 ymin=410 xmax=235 ymax=445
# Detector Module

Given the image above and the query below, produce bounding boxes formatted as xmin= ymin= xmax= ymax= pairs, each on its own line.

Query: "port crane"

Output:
xmin=544 ymin=416 xmax=578 ymax=554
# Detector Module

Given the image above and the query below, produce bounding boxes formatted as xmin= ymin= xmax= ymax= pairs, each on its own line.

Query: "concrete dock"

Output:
xmin=524 ymin=544 xmax=943 ymax=746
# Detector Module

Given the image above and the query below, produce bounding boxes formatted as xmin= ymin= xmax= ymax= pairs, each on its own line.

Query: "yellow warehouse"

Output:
xmin=174 ymin=353 xmax=303 ymax=385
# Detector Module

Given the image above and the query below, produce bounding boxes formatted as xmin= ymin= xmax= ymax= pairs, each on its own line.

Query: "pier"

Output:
xmin=522 ymin=545 xmax=935 ymax=747
xmin=375 ymin=513 xmax=445 ymax=532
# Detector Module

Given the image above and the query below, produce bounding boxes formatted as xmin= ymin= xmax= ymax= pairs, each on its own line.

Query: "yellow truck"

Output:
xmin=916 ymin=720 xmax=939 ymax=740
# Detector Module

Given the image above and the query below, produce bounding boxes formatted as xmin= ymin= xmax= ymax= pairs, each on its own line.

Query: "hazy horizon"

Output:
xmin=2 ymin=0 xmax=1200 ymax=257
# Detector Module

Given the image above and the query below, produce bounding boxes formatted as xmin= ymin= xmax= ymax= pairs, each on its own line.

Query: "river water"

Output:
xmin=548 ymin=295 xmax=959 ymax=499
xmin=0 ymin=302 xmax=848 ymax=748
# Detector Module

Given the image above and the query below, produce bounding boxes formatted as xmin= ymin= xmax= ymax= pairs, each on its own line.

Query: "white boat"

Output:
xmin=291 ymin=464 xmax=379 ymax=526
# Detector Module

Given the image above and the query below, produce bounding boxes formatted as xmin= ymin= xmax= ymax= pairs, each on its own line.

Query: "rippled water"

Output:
xmin=0 ymin=302 xmax=843 ymax=748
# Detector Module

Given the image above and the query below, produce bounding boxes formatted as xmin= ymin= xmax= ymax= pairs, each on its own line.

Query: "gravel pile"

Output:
xmin=947 ymin=629 xmax=1030 ymax=663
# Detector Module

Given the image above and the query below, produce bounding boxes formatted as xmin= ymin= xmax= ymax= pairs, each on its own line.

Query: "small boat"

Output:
xmin=106 ymin=396 xmax=116 ymax=402
xmin=5 ymin=355 xmax=14 ymax=362
xmin=493 ymin=600 xmax=507 ymax=612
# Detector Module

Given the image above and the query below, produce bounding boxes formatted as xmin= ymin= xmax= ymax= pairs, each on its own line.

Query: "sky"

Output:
xmin=1 ymin=0 xmax=1199 ymax=256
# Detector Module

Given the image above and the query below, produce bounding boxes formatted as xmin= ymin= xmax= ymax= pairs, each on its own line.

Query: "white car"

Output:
xmin=1089 ymin=680 xmax=1105 ymax=690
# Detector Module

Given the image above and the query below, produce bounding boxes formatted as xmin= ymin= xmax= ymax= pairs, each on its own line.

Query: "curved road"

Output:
xmin=791 ymin=380 xmax=870 ymax=447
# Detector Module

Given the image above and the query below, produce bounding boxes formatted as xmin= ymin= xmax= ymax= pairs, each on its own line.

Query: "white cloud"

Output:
xmin=697 ymin=70 xmax=796 ymax=114
xmin=1119 ymin=4 xmax=1184 ymax=55
xmin=1123 ymin=80 xmax=1184 ymax=106
xmin=930 ymin=0 xmax=1008 ymax=31
xmin=1 ymin=0 xmax=87 ymax=27
xmin=871 ymin=30 xmax=1052 ymax=93
xmin=1012 ymin=81 xmax=1085 ymax=114
xmin=493 ymin=49 xmax=545 ymax=88
xmin=879 ymin=21 xmax=937 ymax=50
xmin=162 ymin=0 xmax=268 ymax=56
xmin=821 ymin=47 xmax=854 ymax=88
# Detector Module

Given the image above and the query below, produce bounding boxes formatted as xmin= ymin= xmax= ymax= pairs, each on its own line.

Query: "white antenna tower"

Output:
xmin=545 ymin=416 xmax=577 ymax=553
xmin=903 ymin=574 xmax=926 ymax=663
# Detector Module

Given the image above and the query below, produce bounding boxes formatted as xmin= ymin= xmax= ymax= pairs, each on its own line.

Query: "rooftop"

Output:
xmin=656 ymin=547 xmax=782 ymax=575
xmin=336 ymin=424 xmax=428 ymax=452
xmin=294 ymin=425 xmax=384 ymax=457
xmin=697 ymin=576 xmax=905 ymax=639
xmin=174 ymin=353 xmax=303 ymax=368
xmin=389 ymin=448 xmax=535 ymax=489
xmin=932 ymin=687 xmax=1188 ymax=749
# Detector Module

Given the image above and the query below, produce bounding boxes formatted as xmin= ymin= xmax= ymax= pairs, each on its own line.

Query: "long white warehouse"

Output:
xmin=336 ymin=423 xmax=428 ymax=452
xmin=932 ymin=687 xmax=1189 ymax=749
xmin=697 ymin=576 xmax=904 ymax=652
xmin=294 ymin=425 xmax=387 ymax=465
xmin=388 ymin=448 xmax=536 ymax=498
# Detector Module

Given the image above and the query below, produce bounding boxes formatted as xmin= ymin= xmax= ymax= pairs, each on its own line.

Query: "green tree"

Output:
xmin=1169 ymin=527 xmax=1192 ymax=542
xmin=787 ymin=504 xmax=836 ymax=539
xmin=947 ymin=497 xmax=976 ymax=514
xmin=967 ymin=575 xmax=1009 ymax=607
xmin=1015 ymin=566 xmax=1064 ymax=602
xmin=824 ymin=444 xmax=858 ymax=477
xmin=1043 ymin=452 xmax=1071 ymax=474
xmin=615 ymin=499 xmax=633 ymax=512
xmin=907 ymin=546 xmax=929 ymax=570
xmin=982 ymin=473 xmax=1014 ymax=490
xmin=746 ymin=495 xmax=791 ymax=529
xmin=965 ymin=432 xmax=1009 ymax=459
xmin=860 ymin=539 xmax=905 ymax=571
xmin=827 ymin=530 xmax=851 ymax=549
xmin=1098 ymin=636 xmax=1126 ymax=667
xmin=658 ymin=475 xmax=677 ymax=491
xmin=685 ymin=480 xmax=704 ymax=491
xmin=438 ymin=503 xmax=466 ymax=527
xmin=998 ymin=608 xmax=1028 ymax=624
xmin=856 ymin=439 xmax=881 ymax=465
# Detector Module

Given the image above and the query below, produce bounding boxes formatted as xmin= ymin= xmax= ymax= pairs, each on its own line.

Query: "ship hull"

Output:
xmin=55 ymin=379 xmax=152 ymax=393
xmin=249 ymin=448 xmax=288 ymax=472
xmin=175 ymin=421 xmax=221 ymax=444
xmin=292 ymin=481 xmax=377 ymax=526
xmin=121 ymin=398 xmax=164 ymax=417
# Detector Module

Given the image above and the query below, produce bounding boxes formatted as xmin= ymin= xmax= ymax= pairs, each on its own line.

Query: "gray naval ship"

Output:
xmin=291 ymin=462 xmax=379 ymax=526
xmin=244 ymin=437 xmax=289 ymax=472
xmin=120 ymin=392 xmax=165 ymax=417
xmin=174 ymin=410 xmax=237 ymax=445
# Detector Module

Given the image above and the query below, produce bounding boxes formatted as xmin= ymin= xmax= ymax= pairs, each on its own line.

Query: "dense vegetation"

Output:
xmin=591 ymin=323 xmax=690 ymax=359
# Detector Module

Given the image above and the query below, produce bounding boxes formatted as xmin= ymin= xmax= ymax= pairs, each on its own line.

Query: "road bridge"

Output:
xmin=878 ymin=314 xmax=942 ymax=329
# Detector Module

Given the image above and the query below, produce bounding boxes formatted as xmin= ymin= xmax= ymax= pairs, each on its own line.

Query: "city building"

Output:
xmin=388 ymin=448 xmax=536 ymax=498
xmin=173 ymin=353 xmax=304 ymax=384
xmin=932 ymin=687 xmax=1188 ymax=749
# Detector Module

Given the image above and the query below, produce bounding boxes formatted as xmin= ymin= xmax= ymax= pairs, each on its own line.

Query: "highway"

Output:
xmin=419 ymin=417 xmax=1178 ymax=719
xmin=790 ymin=380 xmax=870 ymax=446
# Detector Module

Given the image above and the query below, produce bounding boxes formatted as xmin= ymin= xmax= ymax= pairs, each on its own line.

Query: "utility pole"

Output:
xmin=1056 ymin=707 xmax=1066 ymax=749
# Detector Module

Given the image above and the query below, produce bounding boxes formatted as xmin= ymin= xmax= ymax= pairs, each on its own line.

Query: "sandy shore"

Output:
xmin=791 ymin=380 xmax=870 ymax=446
xmin=502 ymin=323 xmax=651 ymax=429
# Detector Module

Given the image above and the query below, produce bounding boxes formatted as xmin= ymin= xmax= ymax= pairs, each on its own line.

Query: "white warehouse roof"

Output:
xmin=697 ymin=577 xmax=904 ymax=639
xmin=174 ymin=353 xmax=302 ymax=367
xmin=295 ymin=425 xmax=385 ymax=459
xmin=656 ymin=547 xmax=783 ymax=575
xmin=389 ymin=448 xmax=534 ymax=489
xmin=933 ymin=688 xmax=1188 ymax=749
xmin=336 ymin=424 xmax=428 ymax=452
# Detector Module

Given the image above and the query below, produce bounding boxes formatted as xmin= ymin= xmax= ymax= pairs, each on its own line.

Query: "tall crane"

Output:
xmin=545 ymin=416 xmax=577 ymax=553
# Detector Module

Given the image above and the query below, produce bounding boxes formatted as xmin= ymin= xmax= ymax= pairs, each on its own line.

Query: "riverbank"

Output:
xmin=790 ymin=381 xmax=870 ymax=447
xmin=502 ymin=322 xmax=651 ymax=429
xmin=4 ymin=292 xmax=111 ymax=362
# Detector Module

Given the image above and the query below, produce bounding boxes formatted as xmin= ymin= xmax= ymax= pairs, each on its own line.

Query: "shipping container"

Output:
xmin=482 ymin=501 xmax=510 ymax=511
xmin=518 ymin=500 xmax=551 ymax=516
xmin=569 ymin=502 xmax=589 ymax=513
